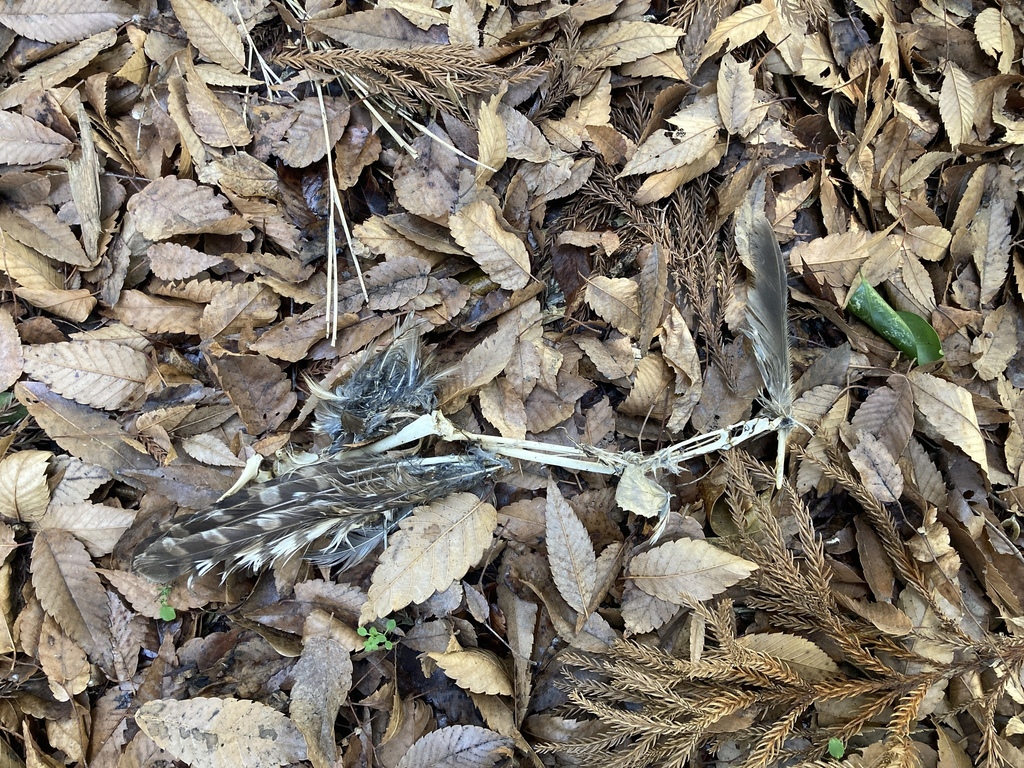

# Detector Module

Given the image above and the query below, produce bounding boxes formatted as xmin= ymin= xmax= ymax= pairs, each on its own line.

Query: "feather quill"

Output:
xmin=134 ymin=453 xmax=505 ymax=582
xmin=742 ymin=215 xmax=794 ymax=487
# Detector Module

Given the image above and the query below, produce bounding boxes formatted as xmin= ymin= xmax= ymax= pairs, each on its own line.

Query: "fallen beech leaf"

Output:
xmin=137 ymin=697 xmax=307 ymax=768
xmin=364 ymin=492 xmax=497 ymax=621
xmin=22 ymin=341 xmax=149 ymax=411
xmin=396 ymin=725 xmax=512 ymax=768
xmin=0 ymin=111 xmax=72 ymax=165
xmin=0 ymin=450 xmax=51 ymax=522
xmin=291 ymin=637 xmax=352 ymax=768
xmin=0 ymin=0 xmax=134 ymax=44
xmin=545 ymin=479 xmax=596 ymax=622
xmin=734 ymin=633 xmax=839 ymax=681
xmin=628 ymin=538 xmax=757 ymax=604
xmin=908 ymin=371 xmax=989 ymax=477
xmin=427 ymin=646 xmax=513 ymax=696
xmin=170 ymin=0 xmax=246 ymax=73
xmin=449 ymin=201 xmax=531 ymax=291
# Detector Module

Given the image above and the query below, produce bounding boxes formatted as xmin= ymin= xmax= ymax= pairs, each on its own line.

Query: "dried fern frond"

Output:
xmin=273 ymin=46 xmax=547 ymax=116
xmin=134 ymin=452 xmax=505 ymax=582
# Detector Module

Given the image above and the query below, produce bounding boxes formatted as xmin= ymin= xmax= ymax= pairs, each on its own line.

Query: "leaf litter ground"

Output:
xmin=0 ymin=0 xmax=1022 ymax=766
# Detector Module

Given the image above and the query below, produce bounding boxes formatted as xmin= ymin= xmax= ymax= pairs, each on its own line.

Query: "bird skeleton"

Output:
xmin=135 ymin=215 xmax=794 ymax=581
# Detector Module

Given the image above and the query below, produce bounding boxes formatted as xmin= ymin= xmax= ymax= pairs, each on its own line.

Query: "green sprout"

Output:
xmin=158 ymin=586 xmax=176 ymax=621
xmin=358 ymin=618 xmax=398 ymax=651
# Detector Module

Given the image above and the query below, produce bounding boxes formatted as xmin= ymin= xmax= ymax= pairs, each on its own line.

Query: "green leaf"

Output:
xmin=828 ymin=738 xmax=845 ymax=759
xmin=846 ymin=277 xmax=943 ymax=363
xmin=159 ymin=604 xmax=177 ymax=621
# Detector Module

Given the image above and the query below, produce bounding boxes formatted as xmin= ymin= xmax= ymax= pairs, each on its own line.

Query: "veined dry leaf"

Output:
xmin=199 ymin=282 xmax=280 ymax=339
xmin=15 ymin=382 xmax=158 ymax=478
xmin=734 ymin=633 xmax=839 ymax=681
xmin=545 ymin=479 xmax=597 ymax=624
xmin=68 ymin=103 xmax=102 ymax=265
xmin=585 ymin=276 xmax=640 ymax=337
xmin=199 ymin=152 xmax=278 ymax=198
xmin=363 ymin=493 xmax=497 ymax=621
xmin=0 ymin=308 xmax=22 ymax=390
xmin=479 ymin=378 xmax=527 ymax=440
xmin=310 ymin=8 xmax=447 ymax=49
xmin=209 ymin=352 xmax=297 ymax=435
xmin=0 ymin=29 xmax=117 ymax=110
xmin=180 ymin=434 xmax=246 ymax=468
xmin=700 ymin=2 xmax=772 ymax=63
xmin=616 ymin=465 xmax=670 ymax=520
xmin=397 ymin=725 xmax=511 ymax=768
xmin=184 ymin=64 xmax=252 ymax=147
xmin=854 ymin=515 xmax=895 ymax=603
xmin=499 ymin=103 xmax=551 ymax=163
xmin=170 ymin=0 xmax=246 ymax=73
xmin=31 ymin=528 xmax=112 ymax=664
xmin=576 ymin=22 xmax=684 ymax=68
xmin=0 ymin=204 xmax=89 ymax=268
xmin=975 ymin=8 xmax=1015 ymax=73
xmin=14 ymin=287 xmax=96 ymax=324
xmin=148 ymin=243 xmax=224 ymax=281
xmin=619 ymin=353 xmax=673 ymax=421
xmin=427 ymin=646 xmax=513 ymax=696
xmin=290 ymin=637 xmax=352 ymax=768
xmin=137 ymin=697 xmax=307 ymax=768
xmin=34 ymin=503 xmax=135 ymax=558
xmin=363 ymin=256 xmax=432 ymax=311
xmin=971 ymin=194 xmax=1011 ymax=306
xmin=38 ymin=613 xmax=90 ymax=701
xmin=850 ymin=376 xmax=914 ymax=460
xmin=439 ymin=321 xmax=518 ymax=403
xmin=628 ymin=538 xmax=757 ymax=604
xmin=0 ymin=0 xmax=134 ymax=43
xmin=0 ymin=232 xmax=62 ymax=291
xmin=637 ymin=243 xmax=667 ymax=353
xmin=619 ymin=95 xmax=721 ymax=177
xmin=848 ymin=432 xmax=903 ymax=504
xmin=127 ymin=177 xmax=248 ymax=240
xmin=273 ymin=97 xmax=350 ymax=168
xmin=939 ymin=63 xmax=975 ymax=148
xmin=495 ymin=583 xmax=536 ymax=723
xmin=108 ymin=290 xmax=203 ymax=335
xmin=575 ymin=334 xmax=635 ymax=380
xmin=633 ymin=143 xmax=726 ymax=205
xmin=476 ymin=90 xmax=506 ymax=185
xmin=717 ymin=55 xmax=757 ymax=135
xmin=449 ymin=201 xmax=531 ymax=291
xmin=971 ymin=301 xmax=1018 ymax=380
xmin=0 ymin=450 xmax=51 ymax=522
xmin=22 ymin=341 xmax=149 ymax=411
xmin=908 ymin=371 xmax=989 ymax=477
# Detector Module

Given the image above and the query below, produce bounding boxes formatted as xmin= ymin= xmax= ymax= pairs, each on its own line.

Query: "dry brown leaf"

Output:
xmin=34 ymin=503 xmax=135 ymax=558
xmin=427 ymin=646 xmax=513 ymax=696
xmin=0 ymin=450 xmax=51 ymax=522
xmin=127 ymin=177 xmax=248 ymax=240
xmin=439 ymin=321 xmax=519 ymax=403
xmin=31 ymin=528 xmax=112 ymax=665
xmin=637 ymin=243 xmax=667 ymax=353
xmin=479 ymin=378 xmax=527 ymax=440
xmin=396 ymin=725 xmax=512 ymax=768
xmin=15 ymin=382 xmax=158 ymax=478
xmin=584 ymin=276 xmax=640 ymax=337
xmin=38 ymin=613 xmax=90 ymax=701
xmin=171 ymin=0 xmax=246 ymax=73
xmin=184 ymin=65 xmax=253 ymax=147
xmin=734 ymin=633 xmax=839 ymax=682
xmin=848 ymin=432 xmax=903 ymax=504
xmin=209 ymin=352 xmax=297 ymax=435
xmin=363 ymin=492 xmax=497 ymax=621
xmin=199 ymin=282 xmax=280 ymax=339
xmin=108 ymin=290 xmax=203 ymax=335
xmin=148 ymin=243 xmax=224 ymax=282
xmin=576 ymin=22 xmax=684 ymax=68
xmin=628 ymin=538 xmax=757 ymax=604
xmin=700 ymin=2 xmax=772 ymax=63
xmin=908 ymin=371 xmax=989 ymax=477
xmin=939 ymin=62 xmax=975 ymax=148
xmin=22 ymin=341 xmax=149 ymax=411
xmin=137 ymin=697 xmax=307 ymax=768
xmin=273 ymin=97 xmax=350 ymax=168
xmin=180 ymin=434 xmax=246 ymax=468
xmin=717 ymin=55 xmax=758 ymax=135
xmin=971 ymin=301 xmax=1018 ymax=380
xmin=615 ymin=465 xmax=670 ymax=520
xmin=449 ymin=201 xmax=531 ymax=291
xmin=0 ymin=0 xmax=133 ymax=43
xmin=0 ymin=29 xmax=117 ymax=110
xmin=621 ymin=578 xmax=681 ymax=635
xmin=290 ymin=637 xmax=353 ymax=768
xmin=363 ymin=256 xmax=432 ymax=310
xmin=0 ymin=204 xmax=89 ymax=268
xmin=850 ymin=376 xmax=914 ymax=460
xmin=309 ymin=8 xmax=448 ymax=49
xmin=0 ymin=110 xmax=74 ymax=165
xmin=619 ymin=353 xmax=673 ymax=421
xmin=545 ymin=479 xmax=596 ymax=624
xmin=0 ymin=308 xmax=22 ymax=390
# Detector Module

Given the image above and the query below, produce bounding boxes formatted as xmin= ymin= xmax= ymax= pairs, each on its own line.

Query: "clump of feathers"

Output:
xmin=134 ymin=320 xmax=496 ymax=583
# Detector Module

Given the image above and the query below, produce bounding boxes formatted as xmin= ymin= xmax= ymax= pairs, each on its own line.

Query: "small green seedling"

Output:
xmin=358 ymin=619 xmax=398 ymax=651
xmin=828 ymin=738 xmax=845 ymax=759
xmin=158 ymin=586 xmax=176 ymax=621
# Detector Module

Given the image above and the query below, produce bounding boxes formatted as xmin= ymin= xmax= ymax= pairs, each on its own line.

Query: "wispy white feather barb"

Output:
xmin=742 ymin=215 xmax=794 ymax=487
